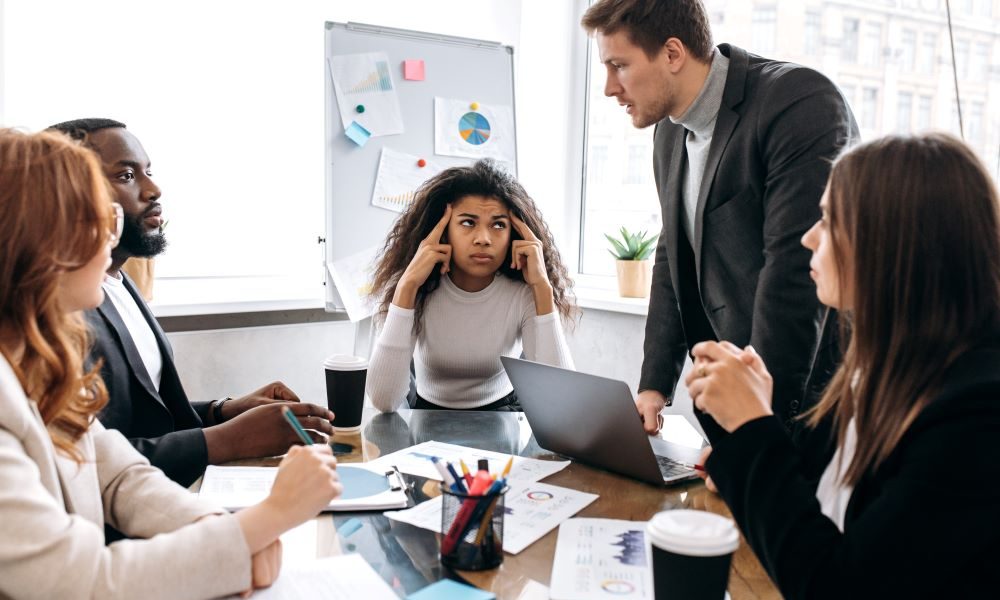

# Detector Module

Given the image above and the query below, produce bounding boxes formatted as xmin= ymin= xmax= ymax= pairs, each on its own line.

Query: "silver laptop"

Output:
xmin=501 ymin=356 xmax=704 ymax=486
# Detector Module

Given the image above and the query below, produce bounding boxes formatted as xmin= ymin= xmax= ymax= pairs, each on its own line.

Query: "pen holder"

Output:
xmin=439 ymin=483 xmax=508 ymax=570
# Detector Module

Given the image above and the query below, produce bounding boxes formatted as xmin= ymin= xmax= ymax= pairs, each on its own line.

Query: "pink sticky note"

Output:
xmin=403 ymin=59 xmax=425 ymax=81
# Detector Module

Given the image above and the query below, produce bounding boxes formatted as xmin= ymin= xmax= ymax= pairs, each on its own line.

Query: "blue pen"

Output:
xmin=431 ymin=457 xmax=457 ymax=488
xmin=281 ymin=406 xmax=314 ymax=445
xmin=445 ymin=462 xmax=467 ymax=492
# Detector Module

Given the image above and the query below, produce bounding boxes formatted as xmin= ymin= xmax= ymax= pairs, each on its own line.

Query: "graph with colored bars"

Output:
xmin=348 ymin=61 xmax=393 ymax=94
xmin=376 ymin=190 xmax=416 ymax=210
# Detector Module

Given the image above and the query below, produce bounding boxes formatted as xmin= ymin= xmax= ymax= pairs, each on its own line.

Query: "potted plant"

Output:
xmin=606 ymin=226 xmax=656 ymax=298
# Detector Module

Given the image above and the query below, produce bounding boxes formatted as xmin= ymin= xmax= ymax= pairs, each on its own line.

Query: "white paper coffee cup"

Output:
xmin=323 ymin=354 xmax=368 ymax=432
xmin=646 ymin=510 xmax=739 ymax=599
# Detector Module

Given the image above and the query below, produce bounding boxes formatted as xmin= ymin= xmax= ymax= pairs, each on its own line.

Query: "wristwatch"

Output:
xmin=213 ymin=397 xmax=233 ymax=424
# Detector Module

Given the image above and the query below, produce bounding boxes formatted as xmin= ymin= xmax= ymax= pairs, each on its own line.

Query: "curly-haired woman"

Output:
xmin=0 ymin=129 xmax=341 ymax=599
xmin=366 ymin=160 xmax=575 ymax=412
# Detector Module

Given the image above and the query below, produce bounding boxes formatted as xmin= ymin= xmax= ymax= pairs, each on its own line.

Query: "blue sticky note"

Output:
xmin=344 ymin=121 xmax=371 ymax=146
xmin=406 ymin=579 xmax=495 ymax=600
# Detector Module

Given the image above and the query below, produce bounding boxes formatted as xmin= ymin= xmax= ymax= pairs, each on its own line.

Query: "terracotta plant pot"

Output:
xmin=616 ymin=259 xmax=652 ymax=298
xmin=122 ymin=257 xmax=155 ymax=301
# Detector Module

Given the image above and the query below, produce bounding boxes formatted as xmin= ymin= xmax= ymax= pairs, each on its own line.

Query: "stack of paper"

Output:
xmin=199 ymin=464 xmax=408 ymax=511
xmin=365 ymin=440 xmax=570 ymax=483
xmin=234 ymin=553 xmax=397 ymax=600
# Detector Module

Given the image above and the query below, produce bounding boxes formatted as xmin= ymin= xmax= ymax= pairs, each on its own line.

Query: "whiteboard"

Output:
xmin=323 ymin=22 xmax=517 ymax=313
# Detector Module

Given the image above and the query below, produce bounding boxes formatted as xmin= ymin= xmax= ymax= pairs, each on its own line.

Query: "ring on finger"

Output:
xmin=698 ymin=366 xmax=707 ymax=378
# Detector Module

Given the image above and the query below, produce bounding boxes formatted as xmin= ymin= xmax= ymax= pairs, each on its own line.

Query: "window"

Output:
xmin=579 ymin=1 xmax=1000 ymax=280
xmin=900 ymin=29 xmax=917 ymax=71
xmin=921 ymin=33 xmax=937 ymax=74
xmin=840 ymin=83 xmax=857 ymax=108
xmin=917 ymin=95 xmax=933 ymax=130
xmin=973 ymin=41 xmax=990 ymax=79
xmin=752 ymin=7 xmax=778 ymax=56
xmin=805 ymin=11 xmax=822 ymax=56
xmin=978 ymin=0 xmax=993 ymax=17
xmin=968 ymin=101 xmax=985 ymax=144
xmin=624 ymin=143 xmax=651 ymax=185
xmin=861 ymin=87 xmax=879 ymax=130
xmin=896 ymin=92 xmax=913 ymax=132
xmin=588 ymin=145 xmax=609 ymax=185
xmin=955 ymin=39 xmax=970 ymax=79
xmin=863 ymin=22 xmax=883 ymax=67
xmin=842 ymin=18 xmax=860 ymax=62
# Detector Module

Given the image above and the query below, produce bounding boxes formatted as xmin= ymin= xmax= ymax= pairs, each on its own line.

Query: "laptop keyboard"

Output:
xmin=656 ymin=455 xmax=694 ymax=479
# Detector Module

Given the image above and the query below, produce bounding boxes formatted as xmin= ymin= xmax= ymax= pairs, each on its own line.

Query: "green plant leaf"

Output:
xmin=604 ymin=233 xmax=629 ymax=259
xmin=635 ymin=236 xmax=657 ymax=260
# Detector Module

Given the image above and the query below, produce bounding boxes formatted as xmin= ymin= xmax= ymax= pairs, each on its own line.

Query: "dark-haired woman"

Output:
xmin=367 ymin=160 xmax=575 ymax=412
xmin=686 ymin=133 xmax=1000 ymax=598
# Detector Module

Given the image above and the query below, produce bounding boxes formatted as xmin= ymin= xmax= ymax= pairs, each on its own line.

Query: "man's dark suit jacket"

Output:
xmin=706 ymin=334 xmax=1000 ymax=598
xmin=85 ymin=274 xmax=211 ymax=487
xmin=642 ymin=44 xmax=859 ymax=440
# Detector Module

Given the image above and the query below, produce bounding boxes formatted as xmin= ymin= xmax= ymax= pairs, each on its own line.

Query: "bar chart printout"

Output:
xmin=329 ymin=52 xmax=404 ymax=136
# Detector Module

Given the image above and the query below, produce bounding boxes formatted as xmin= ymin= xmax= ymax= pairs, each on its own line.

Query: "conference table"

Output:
xmin=229 ymin=408 xmax=780 ymax=599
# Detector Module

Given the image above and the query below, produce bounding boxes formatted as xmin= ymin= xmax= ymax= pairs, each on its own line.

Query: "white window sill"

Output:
xmin=572 ymin=274 xmax=650 ymax=316
xmin=147 ymin=276 xmax=324 ymax=318
xmin=144 ymin=274 xmax=648 ymax=319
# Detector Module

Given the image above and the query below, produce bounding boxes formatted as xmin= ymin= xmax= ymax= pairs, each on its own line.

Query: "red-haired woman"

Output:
xmin=0 ymin=129 xmax=342 ymax=599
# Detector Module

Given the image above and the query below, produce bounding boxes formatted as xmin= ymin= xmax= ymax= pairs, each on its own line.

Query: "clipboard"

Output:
xmin=198 ymin=464 xmax=409 ymax=512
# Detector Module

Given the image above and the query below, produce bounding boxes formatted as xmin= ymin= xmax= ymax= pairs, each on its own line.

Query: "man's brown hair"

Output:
xmin=581 ymin=0 xmax=714 ymax=62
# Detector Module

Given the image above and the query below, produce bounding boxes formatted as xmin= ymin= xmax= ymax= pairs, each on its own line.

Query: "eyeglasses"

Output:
xmin=109 ymin=202 xmax=124 ymax=248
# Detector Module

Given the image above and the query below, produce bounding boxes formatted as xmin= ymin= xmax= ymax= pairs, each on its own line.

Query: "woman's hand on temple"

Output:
xmin=394 ymin=205 xmax=453 ymax=309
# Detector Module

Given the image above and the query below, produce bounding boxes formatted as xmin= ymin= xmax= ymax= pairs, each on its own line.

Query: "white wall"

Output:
xmin=168 ymin=307 xmax=701 ymax=432
xmin=168 ymin=309 xmax=643 ymax=406
xmin=0 ymin=1 xmax=591 ymax=294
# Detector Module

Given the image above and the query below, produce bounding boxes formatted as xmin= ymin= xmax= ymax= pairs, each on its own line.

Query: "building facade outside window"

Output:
xmin=752 ymin=6 xmax=778 ymax=56
xmin=843 ymin=17 xmax=861 ymax=62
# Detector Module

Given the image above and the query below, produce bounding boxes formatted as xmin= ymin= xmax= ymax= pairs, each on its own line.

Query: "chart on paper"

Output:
xmin=329 ymin=51 xmax=404 ymax=136
xmin=370 ymin=148 xmax=449 ymax=213
xmin=550 ymin=518 xmax=653 ymax=600
xmin=346 ymin=59 xmax=393 ymax=94
xmin=434 ymin=97 xmax=515 ymax=162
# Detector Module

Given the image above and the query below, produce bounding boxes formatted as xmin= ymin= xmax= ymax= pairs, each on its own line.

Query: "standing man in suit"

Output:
xmin=581 ymin=0 xmax=858 ymax=442
xmin=49 ymin=118 xmax=335 ymax=486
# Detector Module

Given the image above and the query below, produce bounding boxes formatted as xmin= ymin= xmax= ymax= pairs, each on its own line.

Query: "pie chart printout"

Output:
xmin=459 ymin=111 xmax=491 ymax=145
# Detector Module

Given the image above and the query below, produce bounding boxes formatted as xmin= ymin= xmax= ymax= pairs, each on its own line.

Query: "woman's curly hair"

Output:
xmin=370 ymin=159 xmax=575 ymax=334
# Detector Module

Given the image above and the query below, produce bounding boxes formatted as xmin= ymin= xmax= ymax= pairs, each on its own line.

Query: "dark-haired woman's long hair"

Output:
xmin=806 ymin=133 xmax=1000 ymax=486
xmin=369 ymin=160 xmax=575 ymax=334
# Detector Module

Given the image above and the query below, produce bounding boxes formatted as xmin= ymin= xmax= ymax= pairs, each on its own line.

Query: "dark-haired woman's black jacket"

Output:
xmin=706 ymin=341 xmax=1000 ymax=599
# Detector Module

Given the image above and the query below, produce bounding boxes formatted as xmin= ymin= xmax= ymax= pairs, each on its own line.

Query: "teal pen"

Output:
xmin=281 ymin=406 xmax=314 ymax=445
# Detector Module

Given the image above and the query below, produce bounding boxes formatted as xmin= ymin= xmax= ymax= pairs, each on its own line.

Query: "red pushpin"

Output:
xmin=417 ymin=158 xmax=427 ymax=168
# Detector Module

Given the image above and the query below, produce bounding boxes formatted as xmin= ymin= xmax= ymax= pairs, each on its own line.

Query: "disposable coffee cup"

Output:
xmin=646 ymin=509 xmax=739 ymax=600
xmin=323 ymin=354 xmax=368 ymax=432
